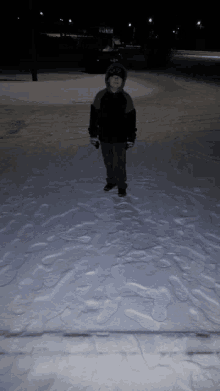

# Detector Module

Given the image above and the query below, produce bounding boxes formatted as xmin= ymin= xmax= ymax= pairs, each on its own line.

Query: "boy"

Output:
xmin=88 ymin=62 xmax=137 ymax=197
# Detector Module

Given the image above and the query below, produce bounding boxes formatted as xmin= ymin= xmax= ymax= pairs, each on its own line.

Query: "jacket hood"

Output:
xmin=105 ymin=62 xmax=127 ymax=93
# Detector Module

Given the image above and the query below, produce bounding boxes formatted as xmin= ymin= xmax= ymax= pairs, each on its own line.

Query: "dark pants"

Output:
xmin=100 ymin=142 xmax=127 ymax=190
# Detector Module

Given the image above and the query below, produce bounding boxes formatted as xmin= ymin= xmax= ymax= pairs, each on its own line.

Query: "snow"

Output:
xmin=0 ymin=64 xmax=220 ymax=335
xmin=0 ymin=72 xmax=154 ymax=104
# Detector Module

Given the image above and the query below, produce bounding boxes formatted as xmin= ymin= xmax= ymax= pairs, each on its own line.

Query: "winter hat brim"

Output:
xmin=106 ymin=64 xmax=126 ymax=80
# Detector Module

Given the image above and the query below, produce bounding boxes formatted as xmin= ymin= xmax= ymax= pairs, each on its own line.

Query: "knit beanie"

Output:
xmin=107 ymin=64 xmax=126 ymax=80
xmin=105 ymin=62 xmax=127 ymax=92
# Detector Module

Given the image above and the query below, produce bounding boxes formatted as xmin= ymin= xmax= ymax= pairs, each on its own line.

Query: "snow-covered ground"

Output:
xmin=0 ymin=59 xmax=220 ymax=336
xmin=1 ymin=53 xmax=220 ymax=391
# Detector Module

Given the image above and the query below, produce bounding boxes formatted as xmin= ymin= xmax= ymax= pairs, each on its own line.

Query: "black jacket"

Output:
xmin=88 ymin=63 xmax=137 ymax=143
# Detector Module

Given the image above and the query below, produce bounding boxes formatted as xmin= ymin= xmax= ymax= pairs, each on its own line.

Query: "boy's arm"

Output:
xmin=126 ymin=108 xmax=137 ymax=143
xmin=125 ymin=94 xmax=137 ymax=143
xmin=88 ymin=104 xmax=100 ymax=138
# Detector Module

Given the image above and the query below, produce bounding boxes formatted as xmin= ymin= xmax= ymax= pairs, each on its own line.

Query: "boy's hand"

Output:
xmin=90 ymin=137 xmax=99 ymax=148
xmin=126 ymin=141 xmax=134 ymax=149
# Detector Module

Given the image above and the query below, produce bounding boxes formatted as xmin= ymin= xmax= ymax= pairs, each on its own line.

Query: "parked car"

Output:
xmin=83 ymin=47 xmax=124 ymax=73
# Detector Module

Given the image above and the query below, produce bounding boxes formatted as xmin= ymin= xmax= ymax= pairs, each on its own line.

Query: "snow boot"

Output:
xmin=104 ymin=183 xmax=117 ymax=191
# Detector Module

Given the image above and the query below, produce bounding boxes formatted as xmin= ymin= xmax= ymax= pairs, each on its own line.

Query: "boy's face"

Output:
xmin=109 ymin=75 xmax=123 ymax=92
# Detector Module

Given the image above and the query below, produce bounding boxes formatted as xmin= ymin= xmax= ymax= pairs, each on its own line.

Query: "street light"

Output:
xmin=128 ymin=23 xmax=135 ymax=44
xmin=148 ymin=17 xmax=154 ymax=39
xmin=68 ymin=19 xmax=73 ymax=36
xmin=196 ymin=20 xmax=204 ymax=30
xmin=29 ymin=0 xmax=38 ymax=81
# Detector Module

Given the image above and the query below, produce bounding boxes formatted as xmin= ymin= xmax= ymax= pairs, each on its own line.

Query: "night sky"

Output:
xmin=3 ymin=1 xmax=216 ymax=26
xmin=1 ymin=0 xmax=219 ymax=40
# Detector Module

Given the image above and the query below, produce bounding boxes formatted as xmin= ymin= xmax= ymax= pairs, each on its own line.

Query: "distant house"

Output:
xmin=76 ymin=24 xmax=122 ymax=51
xmin=88 ymin=25 xmax=123 ymax=49
xmin=87 ymin=24 xmax=114 ymax=37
